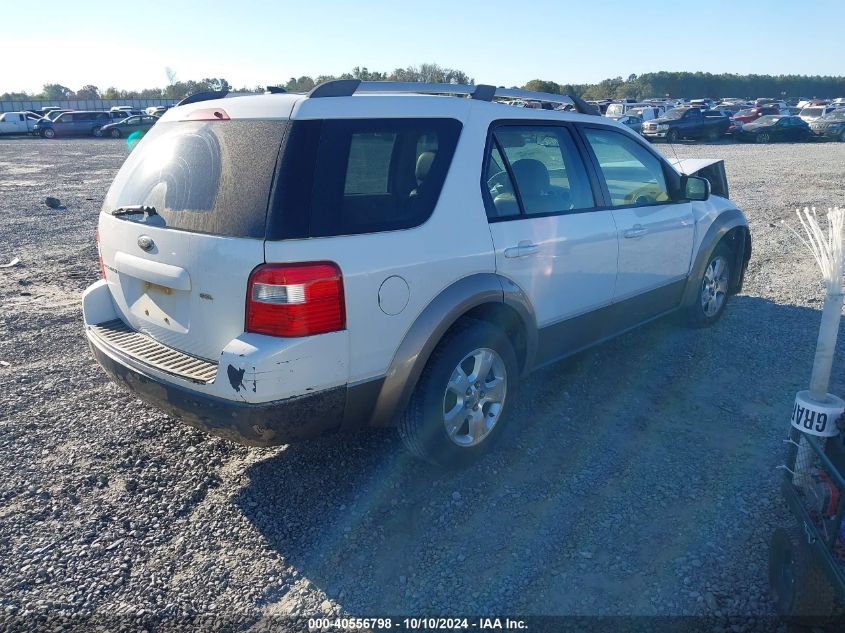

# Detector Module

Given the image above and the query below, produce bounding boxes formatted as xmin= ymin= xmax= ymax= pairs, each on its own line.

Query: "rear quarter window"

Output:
xmin=268 ymin=118 xmax=462 ymax=239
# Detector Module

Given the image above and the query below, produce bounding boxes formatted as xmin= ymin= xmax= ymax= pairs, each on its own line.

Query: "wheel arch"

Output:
xmin=367 ymin=273 xmax=537 ymax=427
xmin=684 ymin=208 xmax=751 ymax=306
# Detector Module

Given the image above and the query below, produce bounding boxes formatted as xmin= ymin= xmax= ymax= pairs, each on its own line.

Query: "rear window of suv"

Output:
xmin=102 ymin=120 xmax=288 ymax=238
xmin=268 ymin=118 xmax=462 ymax=239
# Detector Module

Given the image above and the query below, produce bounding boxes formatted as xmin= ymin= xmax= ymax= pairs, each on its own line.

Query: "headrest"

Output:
xmin=416 ymin=151 xmax=436 ymax=182
xmin=511 ymin=159 xmax=550 ymax=194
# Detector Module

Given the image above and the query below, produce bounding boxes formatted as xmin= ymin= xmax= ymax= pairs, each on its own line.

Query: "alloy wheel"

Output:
xmin=442 ymin=347 xmax=507 ymax=447
xmin=701 ymin=255 xmax=730 ymax=317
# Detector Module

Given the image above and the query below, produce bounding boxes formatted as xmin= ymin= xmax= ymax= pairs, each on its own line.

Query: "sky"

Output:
xmin=2 ymin=0 xmax=844 ymax=94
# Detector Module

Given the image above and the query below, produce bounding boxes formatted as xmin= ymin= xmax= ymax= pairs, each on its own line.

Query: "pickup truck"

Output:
xmin=0 ymin=111 xmax=42 ymax=135
xmin=642 ymin=107 xmax=730 ymax=142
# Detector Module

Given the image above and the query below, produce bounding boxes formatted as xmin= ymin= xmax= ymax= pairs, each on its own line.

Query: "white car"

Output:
xmin=0 ymin=111 xmax=42 ymax=135
xmin=83 ymin=81 xmax=751 ymax=467
xmin=798 ymin=104 xmax=839 ymax=124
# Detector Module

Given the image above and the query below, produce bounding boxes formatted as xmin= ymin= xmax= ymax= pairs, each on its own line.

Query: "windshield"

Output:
xmin=605 ymin=104 xmax=624 ymax=116
xmin=735 ymin=109 xmax=756 ymax=117
xmin=800 ymin=108 xmax=823 ymax=117
xmin=662 ymin=108 xmax=686 ymax=120
xmin=820 ymin=111 xmax=845 ymax=122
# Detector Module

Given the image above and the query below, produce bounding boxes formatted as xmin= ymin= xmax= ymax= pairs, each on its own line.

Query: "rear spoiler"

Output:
xmin=670 ymin=158 xmax=729 ymax=199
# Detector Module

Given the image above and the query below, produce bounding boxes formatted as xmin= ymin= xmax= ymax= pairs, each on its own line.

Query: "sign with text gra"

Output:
xmin=791 ymin=390 xmax=844 ymax=437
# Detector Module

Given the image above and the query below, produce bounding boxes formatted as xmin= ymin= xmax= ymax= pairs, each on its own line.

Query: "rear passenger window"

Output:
xmin=583 ymin=127 xmax=670 ymax=207
xmin=484 ymin=125 xmax=595 ymax=218
xmin=307 ymin=118 xmax=462 ymax=237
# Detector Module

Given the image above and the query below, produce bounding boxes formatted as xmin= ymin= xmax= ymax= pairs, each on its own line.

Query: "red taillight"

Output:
xmin=246 ymin=262 xmax=345 ymax=337
xmin=96 ymin=229 xmax=105 ymax=279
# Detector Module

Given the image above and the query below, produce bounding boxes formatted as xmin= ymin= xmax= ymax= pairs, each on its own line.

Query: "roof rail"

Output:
xmin=306 ymin=80 xmax=598 ymax=115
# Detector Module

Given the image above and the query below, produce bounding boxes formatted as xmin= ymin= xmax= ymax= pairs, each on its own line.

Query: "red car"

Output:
xmin=730 ymin=106 xmax=781 ymax=133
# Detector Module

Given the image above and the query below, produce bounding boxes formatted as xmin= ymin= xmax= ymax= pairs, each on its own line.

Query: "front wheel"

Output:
xmin=840 ymin=129 xmax=845 ymax=143
xmin=41 ymin=128 xmax=55 ymax=139
xmin=110 ymin=128 xmax=121 ymax=138
xmin=684 ymin=243 xmax=733 ymax=328
xmin=666 ymin=128 xmax=680 ymax=143
xmin=769 ymin=526 xmax=835 ymax=625
xmin=398 ymin=319 xmax=519 ymax=468
xmin=756 ymin=132 xmax=770 ymax=143
xmin=92 ymin=126 xmax=103 ymax=137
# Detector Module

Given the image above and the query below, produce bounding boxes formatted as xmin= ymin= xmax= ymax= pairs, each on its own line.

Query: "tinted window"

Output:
xmin=102 ymin=120 xmax=288 ymax=238
xmin=584 ymin=127 xmax=670 ymax=207
xmin=493 ymin=126 xmax=594 ymax=216
xmin=306 ymin=118 xmax=462 ymax=237
xmin=484 ymin=145 xmax=519 ymax=218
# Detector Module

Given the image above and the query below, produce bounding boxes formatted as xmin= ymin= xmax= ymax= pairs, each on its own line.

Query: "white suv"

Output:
xmin=83 ymin=81 xmax=751 ymax=467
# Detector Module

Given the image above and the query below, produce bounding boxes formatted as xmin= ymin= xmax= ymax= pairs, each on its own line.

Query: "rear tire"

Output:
xmin=684 ymin=243 xmax=733 ymax=328
xmin=840 ymin=130 xmax=845 ymax=143
xmin=398 ymin=319 xmax=519 ymax=468
xmin=769 ymin=525 xmax=835 ymax=625
xmin=757 ymin=132 xmax=770 ymax=143
xmin=706 ymin=127 xmax=720 ymax=141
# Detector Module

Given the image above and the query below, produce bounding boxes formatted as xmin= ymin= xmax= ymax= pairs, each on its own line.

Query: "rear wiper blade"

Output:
xmin=110 ymin=205 xmax=157 ymax=217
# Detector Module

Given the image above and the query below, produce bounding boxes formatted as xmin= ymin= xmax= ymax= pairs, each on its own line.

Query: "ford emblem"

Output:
xmin=137 ymin=235 xmax=154 ymax=252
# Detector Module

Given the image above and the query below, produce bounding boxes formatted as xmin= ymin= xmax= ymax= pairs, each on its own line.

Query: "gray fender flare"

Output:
xmin=367 ymin=273 xmax=537 ymax=427
xmin=683 ymin=208 xmax=751 ymax=305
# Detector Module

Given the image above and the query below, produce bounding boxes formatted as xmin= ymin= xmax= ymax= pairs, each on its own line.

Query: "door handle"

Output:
xmin=504 ymin=241 xmax=540 ymax=259
xmin=624 ymin=225 xmax=648 ymax=239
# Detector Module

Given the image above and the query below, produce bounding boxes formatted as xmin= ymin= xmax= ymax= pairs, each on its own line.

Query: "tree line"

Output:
xmin=3 ymin=66 xmax=844 ymax=102
xmin=524 ymin=72 xmax=845 ymax=100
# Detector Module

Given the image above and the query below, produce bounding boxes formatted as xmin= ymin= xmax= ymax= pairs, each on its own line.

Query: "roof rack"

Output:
xmin=306 ymin=80 xmax=598 ymax=115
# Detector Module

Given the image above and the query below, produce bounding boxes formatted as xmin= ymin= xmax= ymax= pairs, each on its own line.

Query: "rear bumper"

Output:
xmin=88 ymin=333 xmax=346 ymax=446
xmin=83 ymin=280 xmax=380 ymax=446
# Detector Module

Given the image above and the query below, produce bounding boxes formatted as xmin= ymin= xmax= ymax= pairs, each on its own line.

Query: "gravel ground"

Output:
xmin=1 ymin=136 xmax=844 ymax=632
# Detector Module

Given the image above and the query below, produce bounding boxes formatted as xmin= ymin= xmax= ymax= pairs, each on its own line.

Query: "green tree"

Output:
xmin=40 ymin=83 xmax=73 ymax=100
xmin=74 ymin=85 xmax=100 ymax=99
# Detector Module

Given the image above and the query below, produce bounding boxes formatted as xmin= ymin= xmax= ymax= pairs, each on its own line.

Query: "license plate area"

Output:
xmin=122 ymin=276 xmax=190 ymax=334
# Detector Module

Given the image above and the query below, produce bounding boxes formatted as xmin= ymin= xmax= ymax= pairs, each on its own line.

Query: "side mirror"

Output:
xmin=682 ymin=175 xmax=710 ymax=201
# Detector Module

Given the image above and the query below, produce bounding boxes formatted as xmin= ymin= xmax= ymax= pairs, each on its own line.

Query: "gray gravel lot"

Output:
xmin=1 ymin=136 xmax=844 ymax=632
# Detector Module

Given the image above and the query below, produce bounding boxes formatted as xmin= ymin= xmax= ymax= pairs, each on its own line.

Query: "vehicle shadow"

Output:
xmin=235 ymin=294 xmax=844 ymax=616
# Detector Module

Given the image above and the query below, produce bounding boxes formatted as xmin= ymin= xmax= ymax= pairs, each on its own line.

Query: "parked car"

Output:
xmin=736 ymin=115 xmax=811 ymax=143
xmin=0 ymin=111 xmax=42 ymax=135
xmin=625 ymin=105 xmax=667 ymax=121
xmin=732 ymin=106 xmax=780 ymax=127
xmin=33 ymin=110 xmax=113 ymax=138
xmin=83 ymin=81 xmax=751 ymax=467
xmin=100 ymin=114 xmax=159 ymax=138
xmin=43 ymin=109 xmax=73 ymax=121
xmin=798 ymin=104 xmax=839 ymax=124
xmin=642 ymin=107 xmax=730 ymax=142
xmin=809 ymin=110 xmax=845 ymax=142
xmin=612 ymin=114 xmax=643 ymax=133
xmin=605 ymin=101 xmax=650 ymax=118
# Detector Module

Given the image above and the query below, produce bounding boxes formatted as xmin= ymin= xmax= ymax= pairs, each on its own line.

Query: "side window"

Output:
xmin=487 ymin=126 xmax=594 ymax=218
xmin=484 ymin=145 xmax=519 ymax=218
xmin=308 ymin=118 xmax=462 ymax=237
xmin=583 ymin=127 xmax=670 ymax=207
xmin=343 ymin=132 xmax=396 ymax=195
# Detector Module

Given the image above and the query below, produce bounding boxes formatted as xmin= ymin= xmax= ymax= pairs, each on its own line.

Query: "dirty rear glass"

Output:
xmin=102 ymin=120 xmax=288 ymax=238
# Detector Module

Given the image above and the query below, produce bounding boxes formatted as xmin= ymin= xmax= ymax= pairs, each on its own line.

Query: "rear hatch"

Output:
xmin=98 ymin=112 xmax=289 ymax=360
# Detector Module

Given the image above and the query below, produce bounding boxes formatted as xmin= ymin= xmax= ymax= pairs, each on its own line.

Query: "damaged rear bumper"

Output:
xmin=88 ymin=336 xmax=346 ymax=446
xmin=82 ymin=279 xmax=376 ymax=446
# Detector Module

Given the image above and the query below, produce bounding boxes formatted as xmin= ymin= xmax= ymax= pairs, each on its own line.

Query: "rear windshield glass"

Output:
xmin=102 ymin=120 xmax=287 ymax=238
xmin=267 ymin=118 xmax=462 ymax=239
